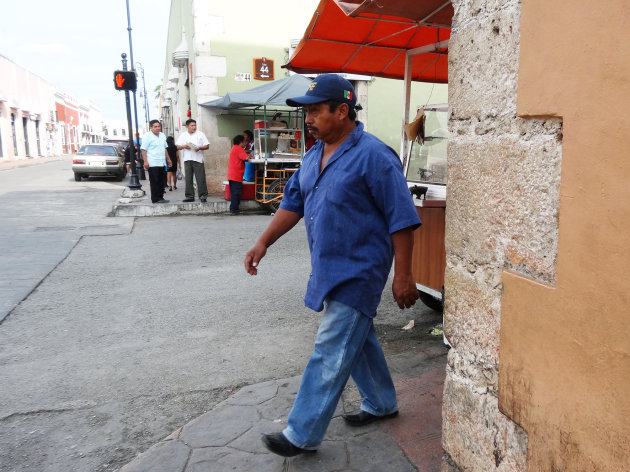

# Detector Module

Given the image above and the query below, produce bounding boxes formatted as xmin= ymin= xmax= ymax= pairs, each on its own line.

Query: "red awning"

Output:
xmin=284 ymin=0 xmax=451 ymax=83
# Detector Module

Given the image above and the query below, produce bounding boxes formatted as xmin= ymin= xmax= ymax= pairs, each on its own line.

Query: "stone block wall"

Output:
xmin=442 ymin=0 xmax=563 ymax=470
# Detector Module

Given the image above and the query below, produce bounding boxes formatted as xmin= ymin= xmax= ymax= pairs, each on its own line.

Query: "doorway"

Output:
xmin=22 ymin=116 xmax=30 ymax=157
xmin=35 ymin=120 xmax=41 ymax=156
xmin=11 ymin=113 xmax=17 ymax=155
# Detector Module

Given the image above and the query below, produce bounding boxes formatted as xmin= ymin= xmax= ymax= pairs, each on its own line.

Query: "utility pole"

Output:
xmin=125 ymin=0 xmax=146 ymax=180
xmin=136 ymin=62 xmax=150 ymax=130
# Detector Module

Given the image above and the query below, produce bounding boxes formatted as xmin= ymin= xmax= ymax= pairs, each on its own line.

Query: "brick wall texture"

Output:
xmin=442 ymin=0 xmax=563 ymax=470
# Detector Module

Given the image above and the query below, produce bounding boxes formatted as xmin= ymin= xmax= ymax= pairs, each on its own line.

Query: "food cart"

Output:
xmin=283 ymin=0 xmax=452 ymax=312
xmin=201 ymin=74 xmax=312 ymax=211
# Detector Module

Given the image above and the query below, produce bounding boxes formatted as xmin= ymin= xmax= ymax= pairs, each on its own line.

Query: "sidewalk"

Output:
xmin=111 ymin=182 xmax=267 ymax=217
xmin=0 ymin=156 xmax=267 ymax=217
xmin=120 ymin=356 xmax=447 ymax=472
xmin=0 ymin=154 xmax=69 ymax=171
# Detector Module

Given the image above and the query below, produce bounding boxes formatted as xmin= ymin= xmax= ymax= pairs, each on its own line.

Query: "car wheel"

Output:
xmin=74 ymin=173 xmax=82 ymax=181
xmin=115 ymin=172 xmax=125 ymax=181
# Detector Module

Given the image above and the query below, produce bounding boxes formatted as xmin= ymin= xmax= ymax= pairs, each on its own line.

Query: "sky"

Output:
xmin=0 ymin=0 xmax=171 ymax=122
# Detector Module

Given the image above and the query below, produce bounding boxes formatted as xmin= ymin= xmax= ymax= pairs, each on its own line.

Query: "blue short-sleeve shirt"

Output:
xmin=280 ymin=122 xmax=421 ymax=317
xmin=141 ymin=131 xmax=167 ymax=167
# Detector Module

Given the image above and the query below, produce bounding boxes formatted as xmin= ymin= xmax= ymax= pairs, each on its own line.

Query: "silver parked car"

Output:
xmin=72 ymin=144 xmax=126 ymax=181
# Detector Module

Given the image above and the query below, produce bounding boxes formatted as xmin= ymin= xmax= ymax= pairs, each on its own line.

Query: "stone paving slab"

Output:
xmin=120 ymin=375 xmax=429 ymax=472
xmin=117 ymin=440 xmax=191 ymax=472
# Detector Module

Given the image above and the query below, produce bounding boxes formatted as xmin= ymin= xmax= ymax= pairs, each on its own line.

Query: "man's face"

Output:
xmin=187 ymin=122 xmax=197 ymax=133
xmin=240 ymin=140 xmax=247 ymax=149
xmin=151 ymin=122 xmax=161 ymax=135
xmin=304 ymin=102 xmax=345 ymax=142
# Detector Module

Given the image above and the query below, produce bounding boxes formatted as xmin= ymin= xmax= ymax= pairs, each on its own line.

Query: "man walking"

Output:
xmin=141 ymin=120 xmax=171 ymax=204
xmin=244 ymin=74 xmax=421 ymax=457
xmin=176 ymin=119 xmax=210 ymax=203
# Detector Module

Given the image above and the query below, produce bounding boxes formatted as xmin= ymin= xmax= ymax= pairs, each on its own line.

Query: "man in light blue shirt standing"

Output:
xmin=142 ymin=120 xmax=172 ymax=203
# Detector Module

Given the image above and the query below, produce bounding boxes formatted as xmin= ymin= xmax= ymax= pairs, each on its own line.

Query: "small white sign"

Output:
xmin=235 ymin=72 xmax=252 ymax=82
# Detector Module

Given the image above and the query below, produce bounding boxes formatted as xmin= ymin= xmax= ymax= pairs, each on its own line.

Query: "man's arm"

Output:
xmin=391 ymin=227 xmax=419 ymax=309
xmin=165 ymin=149 xmax=172 ymax=167
xmin=142 ymin=149 xmax=149 ymax=169
xmin=199 ymin=134 xmax=210 ymax=151
xmin=176 ymin=135 xmax=189 ymax=151
xmin=244 ymin=209 xmax=301 ymax=275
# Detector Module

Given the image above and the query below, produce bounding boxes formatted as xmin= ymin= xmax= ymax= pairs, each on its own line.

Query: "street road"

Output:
xmin=0 ymin=159 xmax=440 ymax=471
xmin=0 ymin=158 xmax=134 ymax=319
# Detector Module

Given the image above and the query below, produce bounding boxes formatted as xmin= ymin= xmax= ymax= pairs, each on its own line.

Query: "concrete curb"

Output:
xmin=111 ymin=195 xmax=268 ymax=217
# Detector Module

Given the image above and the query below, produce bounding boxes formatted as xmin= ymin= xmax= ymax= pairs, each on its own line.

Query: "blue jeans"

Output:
xmin=283 ymin=299 xmax=398 ymax=450
xmin=229 ymin=180 xmax=243 ymax=213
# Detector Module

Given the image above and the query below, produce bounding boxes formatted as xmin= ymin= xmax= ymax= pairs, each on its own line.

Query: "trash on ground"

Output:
xmin=401 ymin=320 xmax=415 ymax=331
xmin=429 ymin=324 xmax=444 ymax=336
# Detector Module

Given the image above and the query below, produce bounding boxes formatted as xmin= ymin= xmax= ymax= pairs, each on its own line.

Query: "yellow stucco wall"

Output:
xmin=499 ymin=0 xmax=630 ymax=469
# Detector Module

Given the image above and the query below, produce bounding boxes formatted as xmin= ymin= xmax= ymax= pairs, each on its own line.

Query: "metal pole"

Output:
xmin=121 ymin=54 xmax=141 ymax=190
xmin=126 ymin=0 xmax=146 ymax=180
xmin=136 ymin=62 xmax=150 ymax=130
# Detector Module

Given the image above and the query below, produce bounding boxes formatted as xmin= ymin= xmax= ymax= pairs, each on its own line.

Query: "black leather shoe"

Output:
xmin=183 ymin=198 xmax=194 ymax=202
xmin=200 ymin=197 xmax=207 ymax=202
xmin=261 ymin=433 xmax=316 ymax=457
xmin=342 ymin=409 xmax=399 ymax=427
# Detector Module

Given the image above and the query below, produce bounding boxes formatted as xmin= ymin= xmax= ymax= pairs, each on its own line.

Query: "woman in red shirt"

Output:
xmin=227 ymin=135 xmax=250 ymax=214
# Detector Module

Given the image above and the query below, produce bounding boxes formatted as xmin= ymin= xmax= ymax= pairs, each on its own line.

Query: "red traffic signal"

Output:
xmin=113 ymin=70 xmax=137 ymax=91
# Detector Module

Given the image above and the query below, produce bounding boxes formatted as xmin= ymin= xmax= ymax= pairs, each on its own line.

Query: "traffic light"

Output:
xmin=113 ymin=70 xmax=137 ymax=91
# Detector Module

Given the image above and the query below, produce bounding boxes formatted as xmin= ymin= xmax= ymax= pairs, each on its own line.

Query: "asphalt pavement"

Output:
xmin=0 ymin=156 xmax=134 ymax=322
xmin=0 ymin=157 xmax=448 ymax=472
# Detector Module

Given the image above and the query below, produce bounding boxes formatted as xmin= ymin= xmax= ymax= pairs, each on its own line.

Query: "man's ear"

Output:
xmin=337 ymin=102 xmax=350 ymax=120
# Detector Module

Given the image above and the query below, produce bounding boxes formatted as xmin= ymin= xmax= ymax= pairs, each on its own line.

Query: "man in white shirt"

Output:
xmin=176 ymin=119 xmax=210 ymax=203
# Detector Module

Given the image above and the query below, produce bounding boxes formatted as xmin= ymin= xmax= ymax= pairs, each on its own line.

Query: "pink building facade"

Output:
xmin=0 ymin=54 xmax=102 ymax=160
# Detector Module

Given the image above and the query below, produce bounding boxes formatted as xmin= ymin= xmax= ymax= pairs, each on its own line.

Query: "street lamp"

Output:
xmin=136 ymin=62 xmax=150 ymax=131
xmin=125 ymin=0 xmax=146 ymax=180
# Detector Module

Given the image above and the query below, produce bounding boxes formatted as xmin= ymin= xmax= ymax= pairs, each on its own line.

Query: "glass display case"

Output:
xmin=405 ymin=106 xmax=448 ymax=185
xmin=253 ymin=127 xmax=303 ymax=159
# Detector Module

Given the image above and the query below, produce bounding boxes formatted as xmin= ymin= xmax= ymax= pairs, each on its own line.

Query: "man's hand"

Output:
xmin=167 ymin=159 xmax=172 ymax=167
xmin=244 ymin=242 xmax=267 ymax=275
xmin=391 ymin=227 xmax=419 ymax=309
xmin=392 ymin=273 xmax=419 ymax=309
xmin=144 ymin=161 xmax=149 ymax=170
xmin=243 ymin=209 xmax=301 ymax=276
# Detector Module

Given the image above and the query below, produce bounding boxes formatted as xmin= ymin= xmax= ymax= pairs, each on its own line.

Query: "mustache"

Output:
xmin=306 ymin=126 xmax=318 ymax=133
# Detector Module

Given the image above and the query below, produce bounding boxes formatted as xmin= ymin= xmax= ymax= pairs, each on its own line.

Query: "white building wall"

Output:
xmin=0 ymin=54 xmax=105 ymax=160
xmin=103 ymin=119 xmax=131 ymax=141
xmin=0 ymin=55 xmax=54 ymax=159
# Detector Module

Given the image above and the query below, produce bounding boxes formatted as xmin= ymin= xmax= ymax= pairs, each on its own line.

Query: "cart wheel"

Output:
xmin=266 ymin=179 xmax=287 ymax=213
xmin=419 ymin=290 xmax=443 ymax=312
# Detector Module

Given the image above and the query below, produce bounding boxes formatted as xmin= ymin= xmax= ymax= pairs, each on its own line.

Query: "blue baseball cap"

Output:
xmin=286 ymin=74 xmax=357 ymax=108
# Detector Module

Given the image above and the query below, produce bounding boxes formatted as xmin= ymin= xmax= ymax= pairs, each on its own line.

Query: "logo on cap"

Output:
xmin=308 ymin=82 xmax=317 ymax=91
xmin=344 ymin=91 xmax=353 ymax=101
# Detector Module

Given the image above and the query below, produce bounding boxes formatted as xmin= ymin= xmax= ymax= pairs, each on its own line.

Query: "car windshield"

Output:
xmin=78 ymin=145 xmax=118 ymax=156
